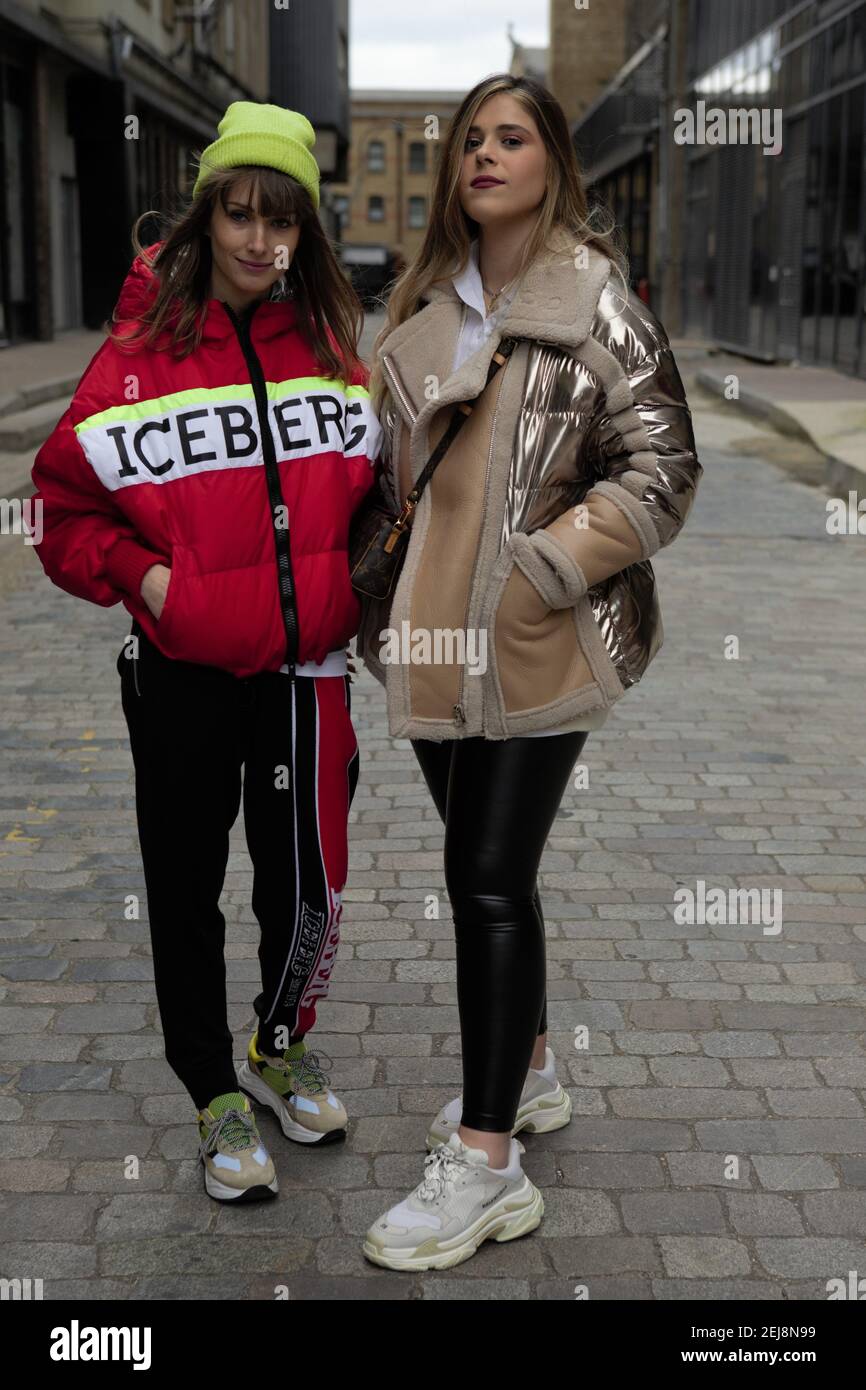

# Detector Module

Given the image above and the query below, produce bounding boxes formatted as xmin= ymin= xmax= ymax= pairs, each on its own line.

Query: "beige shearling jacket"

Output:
xmin=356 ymin=229 xmax=702 ymax=741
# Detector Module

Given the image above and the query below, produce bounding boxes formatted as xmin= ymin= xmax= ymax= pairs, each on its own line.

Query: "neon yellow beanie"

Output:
xmin=192 ymin=101 xmax=320 ymax=208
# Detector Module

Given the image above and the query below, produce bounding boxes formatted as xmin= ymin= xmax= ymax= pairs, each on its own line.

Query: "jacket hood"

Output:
xmin=114 ymin=241 xmax=163 ymax=323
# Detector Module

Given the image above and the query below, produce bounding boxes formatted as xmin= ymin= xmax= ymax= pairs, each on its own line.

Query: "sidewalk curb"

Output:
xmin=824 ymin=453 xmax=866 ymax=499
xmin=695 ymin=367 xmax=866 ymax=498
xmin=0 ymin=374 xmax=83 ymax=419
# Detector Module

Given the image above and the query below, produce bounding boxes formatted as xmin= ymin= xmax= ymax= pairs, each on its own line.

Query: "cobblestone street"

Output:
xmin=1 ymin=368 xmax=865 ymax=1300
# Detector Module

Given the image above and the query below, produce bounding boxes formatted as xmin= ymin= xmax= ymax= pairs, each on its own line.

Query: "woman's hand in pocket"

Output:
xmin=495 ymin=562 xmax=553 ymax=633
xmin=140 ymin=564 xmax=172 ymax=622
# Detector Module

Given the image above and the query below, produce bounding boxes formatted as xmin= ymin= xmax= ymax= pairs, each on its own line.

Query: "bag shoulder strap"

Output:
xmin=409 ymin=336 xmax=519 ymax=505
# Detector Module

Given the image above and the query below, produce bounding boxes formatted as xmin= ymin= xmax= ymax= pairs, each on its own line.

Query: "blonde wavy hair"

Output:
xmin=369 ymin=73 xmax=629 ymax=409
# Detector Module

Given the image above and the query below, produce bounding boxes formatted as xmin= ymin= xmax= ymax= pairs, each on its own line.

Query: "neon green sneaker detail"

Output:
xmin=237 ymin=1029 xmax=348 ymax=1145
xmin=196 ymin=1090 xmax=278 ymax=1202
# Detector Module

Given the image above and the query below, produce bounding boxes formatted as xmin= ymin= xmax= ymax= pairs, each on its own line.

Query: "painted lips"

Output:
xmin=237 ymin=259 xmax=273 ymax=272
xmin=471 ymin=178 xmax=504 ymax=188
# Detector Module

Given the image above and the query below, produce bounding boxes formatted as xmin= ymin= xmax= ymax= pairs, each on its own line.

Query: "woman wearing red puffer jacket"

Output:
xmin=29 ymin=102 xmax=382 ymax=1204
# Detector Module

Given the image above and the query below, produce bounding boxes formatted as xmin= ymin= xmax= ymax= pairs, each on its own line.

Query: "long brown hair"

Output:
xmin=110 ymin=165 xmax=363 ymax=381
xmin=369 ymin=73 xmax=629 ymax=406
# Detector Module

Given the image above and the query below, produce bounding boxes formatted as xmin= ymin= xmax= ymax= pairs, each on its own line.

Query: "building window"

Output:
xmin=408 ymin=141 xmax=426 ymax=173
xmin=408 ymin=196 xmax=426 ymax=228
xmin=368 ymin=195 xmax=385 ymax=222
xmin=367 ymin=140 xmax=385 ymax=172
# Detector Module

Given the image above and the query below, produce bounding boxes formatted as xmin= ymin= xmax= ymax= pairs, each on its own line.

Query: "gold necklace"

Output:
xmin=481 ymin=277 xmax=515 ymax=311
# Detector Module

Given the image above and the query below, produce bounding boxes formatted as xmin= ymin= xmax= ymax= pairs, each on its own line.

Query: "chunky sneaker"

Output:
xmin=197 ymin=1091 xmax=278 ymax=1203
xmin=237 ymin=1029 xmax=348 ymax=1145
xmin=363 ymin=1131 xmax=542 ymax=1271
xmin=425 ymin=1045 xmax=572 ymax=1149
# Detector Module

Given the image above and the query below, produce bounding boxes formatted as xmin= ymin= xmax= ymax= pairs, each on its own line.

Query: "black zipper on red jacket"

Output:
xmin=223 ymin=300 xmax=300 ymax=680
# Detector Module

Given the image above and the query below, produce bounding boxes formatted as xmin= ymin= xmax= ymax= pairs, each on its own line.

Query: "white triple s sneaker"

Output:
xmin=363 ymin=1046 xmax=572 ymax=1272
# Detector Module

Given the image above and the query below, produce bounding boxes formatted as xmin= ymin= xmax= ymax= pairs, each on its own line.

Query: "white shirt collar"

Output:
xmin=451 ymin=240 xmax=518 ymax=321
xmin=451 ymin=240 xmax=485 ymax=317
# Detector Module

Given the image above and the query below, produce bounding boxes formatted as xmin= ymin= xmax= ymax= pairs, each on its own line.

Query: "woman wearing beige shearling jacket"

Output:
xmin=358 ymin=74 xmax=702 ymax=1273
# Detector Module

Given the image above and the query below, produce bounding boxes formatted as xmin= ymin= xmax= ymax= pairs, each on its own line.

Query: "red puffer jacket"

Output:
xmin=29 ymin=244 xmax=381 ymax=677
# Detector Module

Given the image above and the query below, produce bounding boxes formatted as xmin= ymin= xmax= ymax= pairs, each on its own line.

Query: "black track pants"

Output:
xmin=118 ymin=624 xmax=359 ymax=1110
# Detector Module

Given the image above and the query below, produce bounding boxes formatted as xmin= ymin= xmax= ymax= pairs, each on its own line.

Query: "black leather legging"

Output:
xmin=411 ymin=730 xmax=590 ymax=1132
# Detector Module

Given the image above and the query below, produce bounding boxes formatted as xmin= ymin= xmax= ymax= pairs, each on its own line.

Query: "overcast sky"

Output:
xmin=349 ymin=0 xmax=549 ymax=91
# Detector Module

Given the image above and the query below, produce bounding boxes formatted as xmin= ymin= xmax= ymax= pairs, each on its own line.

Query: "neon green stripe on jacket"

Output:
xmin=74 ymin=377 xmax=372 ymax=437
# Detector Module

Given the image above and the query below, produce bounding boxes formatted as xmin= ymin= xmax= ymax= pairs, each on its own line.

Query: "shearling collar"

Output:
xmin=377 ymin=230 xmax=612 ymax=451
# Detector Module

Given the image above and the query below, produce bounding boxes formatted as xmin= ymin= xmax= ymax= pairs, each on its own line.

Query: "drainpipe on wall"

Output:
xmin=660 ymin=0 xmax=688 ymax=334
xmin=33 ymin=49 xmax=54 ymax=340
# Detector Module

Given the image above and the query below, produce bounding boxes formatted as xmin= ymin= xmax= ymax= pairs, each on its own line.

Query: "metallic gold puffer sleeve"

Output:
xmin=508 ymin=285 xmax=702 ymax=604
xmin=584 ymin=291 xmax=702 ymax=552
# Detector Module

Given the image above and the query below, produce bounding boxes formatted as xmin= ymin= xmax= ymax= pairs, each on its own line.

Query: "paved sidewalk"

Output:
xmin=695 ymin=353 xmax=866 ymax=495
xmin=0 ymin=331 xmax=106 ymax=406
xmin=0 ymin=331 xmax=104 ymax=508
xmin=1 ymin=369 xmax=865 ymax=1299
